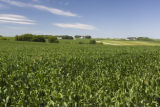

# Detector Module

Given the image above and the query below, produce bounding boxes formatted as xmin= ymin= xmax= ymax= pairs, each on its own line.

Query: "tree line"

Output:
xmin=15 ymin=34 xmax=92 ymax=43
xmin=75 ymin=35 xmax=92 ymax=39
xmin=127 ymin=37 xmax=153 ymax=41
xmin=15 ymin=34 xmax=46 ymax=42
xmin=15 ymin=34 xmax=77 ymax=43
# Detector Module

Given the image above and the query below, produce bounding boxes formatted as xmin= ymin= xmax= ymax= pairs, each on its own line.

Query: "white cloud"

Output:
xmin=54 ymin=23 xmax=96 ymax=30
xmin=0 ymin=0 xmax=77 ymax=17
xmin=33 ymin=5 xmax=76 ymax=16
xmin=0 ymin=14 xmax=35 ymax=24
xmin=0 ymin=0 xmax=28 ymax=7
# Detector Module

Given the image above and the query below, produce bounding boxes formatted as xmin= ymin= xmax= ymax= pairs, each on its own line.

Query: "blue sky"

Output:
xmin=0 ymin=0 xmax=160 ymax=38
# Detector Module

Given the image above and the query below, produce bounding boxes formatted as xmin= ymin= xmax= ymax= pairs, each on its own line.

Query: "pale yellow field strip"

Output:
xmin=97 ymin=40 xmax=160 ymax=46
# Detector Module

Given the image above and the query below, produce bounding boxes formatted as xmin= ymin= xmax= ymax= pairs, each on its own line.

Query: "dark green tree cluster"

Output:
xmin=75 ymin=35 xmax=82 ymax=39
xmin=39 ymin=35 xmax=73 ymax=39
xmin=85 ymin=35 xmax=92 ymax=39
xmin=15 ymin=34 xmax=45 ymax=42
xmin=38 ymin=35 xmax=59 ymax=39
xmin=61 ymin=35 xmax=73 ymax=39
xmin=0 ymin=37 xmax=9 ymax=40
xmin=32 ymin=35 xmax=46 ymax=42
xmin=127 ymin=37 xmax=153 ymax=41
xmin=48 ymin=36 xmax=59 ymax=43
xmin=89 ymin=39 xmax=96 ymax=44
xmin=74 ymin=35 xmax=92 ymax=39
xmin=136 ymin=37 xmax=153 ymax=41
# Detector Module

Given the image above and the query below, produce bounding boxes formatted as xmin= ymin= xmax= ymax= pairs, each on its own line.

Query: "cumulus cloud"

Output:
xmin=54 ymin=23 xmax=96 ymax=30
xmin=0 ymin=14 xmax=35 ymax=24
xmin=0 ymin=0 xmax=77 ymax=17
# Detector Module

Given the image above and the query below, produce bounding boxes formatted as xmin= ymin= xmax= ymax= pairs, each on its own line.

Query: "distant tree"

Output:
xmin=74 ymin=35 xmax=92 ymax=39
xmin=0 ymin=37 xmax=9 ymax=40
xmin=0 ymin=35 xmax=3 ymax=37
xmin=75 ymin=35 xmax=82 ymax=39
xmin=15 ymin=34 xmax=33 ymax=41
xmin=37 ymin=35 xmax=55 ymax=39
xmin=32 ymin=36 xmax=46 ymax=42
xmin=137 ymin=37 xmax=152 ymax=41
xmin=48 ymin=37 xmax=59 ymax=43
xmin=61 ymin=35 xmax=73 ymax=39
xmin=84 ymin=35 xmax=92 ymax=39
xmin=15 ymin=35 xmax=21 ymax=41
xmin=23 ymin=34 xmax=33 ymax=41
xmin=89 ymin=39 xmax=96 ymax=44
xmin=15 ymin=34 xmax=46 ymax=42
xmin=127 ymin=37 xmax=137 ymax=40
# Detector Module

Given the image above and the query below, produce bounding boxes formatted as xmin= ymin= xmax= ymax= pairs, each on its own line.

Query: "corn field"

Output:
xmin=0 ymin=40 xmax=160 ymax=106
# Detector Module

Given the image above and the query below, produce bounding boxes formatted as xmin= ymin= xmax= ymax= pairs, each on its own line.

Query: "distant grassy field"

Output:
xmin=0 ymin=39 xmax=160 ymax=106
xmin=97 ymin=39 xmax=160 ymax=46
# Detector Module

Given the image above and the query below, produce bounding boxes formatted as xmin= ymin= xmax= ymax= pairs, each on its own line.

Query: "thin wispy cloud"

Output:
xmin=0 ymin=0 xmax=77 ymax=17
xmin=0 ymin=14 xmax=35 ymax=24
xmin=0 ymin=0 xmax=28 ymax=7
xmin=33 ymin=5 xmax=76 ymax=16
xmin=54 ymin=23 xmax=96 ymax=30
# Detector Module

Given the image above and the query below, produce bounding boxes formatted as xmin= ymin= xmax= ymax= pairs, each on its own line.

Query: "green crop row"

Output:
xmin=0 ymin=40 xmax=160 ymax=106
